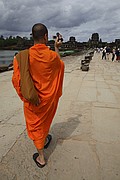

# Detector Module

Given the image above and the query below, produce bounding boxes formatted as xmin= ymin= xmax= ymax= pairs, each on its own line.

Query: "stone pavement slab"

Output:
xmin=47 ymin=141 xmax=100 ymax=180
xmin=0 ymin=71 xmax=25 ymax=162
xmin=92 ymin=106 xmax=120 ymax=143
xmin=96 ymin=143 xmax=120 ymax=180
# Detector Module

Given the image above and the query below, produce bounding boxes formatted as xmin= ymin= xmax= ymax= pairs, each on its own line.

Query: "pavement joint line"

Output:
xmin=57 ymin=137 xmax=120 ymax=145
xmin=3 ymin=123 xmax=25 ymax=126
xmin=93 ymin=105 xmax=120 ymax=109
xmin=0 ymin=109 xmax=23 ymax=124
xmin=0 ymin=129 xmax=26 ymax=163
xmin=91 ymin=139 xmax=120 ymax=145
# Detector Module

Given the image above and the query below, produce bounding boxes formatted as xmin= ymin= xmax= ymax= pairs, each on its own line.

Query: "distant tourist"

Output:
xmin=115 ymin=48 xmax=120 ymax=61
xmin=96 ymin=48 xmax=100 ymax=53
xmin=106 ymin=46 xmax=111 ymax=60
xmin=102 ymin=47 xmax=106 ymax=60
xmin=112 ymin=48 xmax=116 ymax=62
xmin=14 ymin=52 xmax=18 ymax=57
xmin=8 ymin=52 xmax=18 ymax=70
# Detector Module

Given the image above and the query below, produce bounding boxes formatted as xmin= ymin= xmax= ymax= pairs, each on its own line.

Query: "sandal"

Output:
xmin=44 ymin=134 xmax=52 ymax=149
xmin=33 ymin=153 xmax=46 ymax=168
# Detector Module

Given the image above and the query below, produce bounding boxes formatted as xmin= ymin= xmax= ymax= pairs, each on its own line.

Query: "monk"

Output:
xmin=12 ymin=23 xmax=64 ymax=168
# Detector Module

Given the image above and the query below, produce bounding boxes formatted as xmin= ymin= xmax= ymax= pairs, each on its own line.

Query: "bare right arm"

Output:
xmin=54 ymin=36 xmax=62 ymax=59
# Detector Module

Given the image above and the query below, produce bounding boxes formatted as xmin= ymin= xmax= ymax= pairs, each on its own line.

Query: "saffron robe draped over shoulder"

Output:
xmin=12 ymin=44 xmax=64 ymax=149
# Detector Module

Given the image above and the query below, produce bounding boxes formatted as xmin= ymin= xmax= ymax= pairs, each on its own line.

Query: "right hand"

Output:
xmin=54 ymin=35 xmax=63 ymax=48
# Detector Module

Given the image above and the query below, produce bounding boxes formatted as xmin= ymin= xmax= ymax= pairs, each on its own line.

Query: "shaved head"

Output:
xmin=32 ymin=23 xmax=48 ymax=41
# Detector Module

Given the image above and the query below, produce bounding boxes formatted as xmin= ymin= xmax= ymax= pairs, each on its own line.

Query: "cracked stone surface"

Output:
xmin=0 ymin=52 xmax=120 ymax=180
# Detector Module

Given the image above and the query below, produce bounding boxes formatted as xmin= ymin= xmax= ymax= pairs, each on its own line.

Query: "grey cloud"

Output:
xmin=0 ymin=0 xmax=120 ymax=42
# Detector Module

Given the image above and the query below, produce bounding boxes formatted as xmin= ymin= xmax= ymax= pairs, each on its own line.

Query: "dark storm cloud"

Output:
xmin=0 ymin=0 xmax=120 ymax=41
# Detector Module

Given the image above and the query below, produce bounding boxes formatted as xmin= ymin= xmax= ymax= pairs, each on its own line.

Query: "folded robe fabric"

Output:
xmin=12 ymin=44 xmax=64 ymax=149
xmin=16 ymin=49 xmax=39 ymax=105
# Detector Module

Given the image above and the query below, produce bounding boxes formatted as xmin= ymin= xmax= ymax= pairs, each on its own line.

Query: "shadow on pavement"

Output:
xmin=45 ymin=115 xmax=81 ymax=160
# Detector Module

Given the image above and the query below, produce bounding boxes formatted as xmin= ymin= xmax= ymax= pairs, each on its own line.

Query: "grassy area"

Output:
xmin=60 ymin=50 xmax=79 ymax=57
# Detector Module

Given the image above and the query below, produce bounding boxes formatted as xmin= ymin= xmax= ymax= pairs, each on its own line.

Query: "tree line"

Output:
xmin=0 ymin=35 xmax=33 ymax=50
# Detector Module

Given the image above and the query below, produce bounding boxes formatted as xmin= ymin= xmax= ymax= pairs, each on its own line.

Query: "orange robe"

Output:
xmin=12 ymin=44 xmax=64 ymax=149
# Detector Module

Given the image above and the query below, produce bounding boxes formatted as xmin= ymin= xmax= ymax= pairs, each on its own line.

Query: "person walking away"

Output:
xmin=102 ymin=47 xmax=106 ymax=60
xmin=116 ymin=48 xmax=120 ymax=61
xmin=112 ymin=48 xmax=116 ymax=62
xmin=106 ymin=46 xmax=110 ymax=60
xmin=12 ymin=23 xmax=64 ymax=168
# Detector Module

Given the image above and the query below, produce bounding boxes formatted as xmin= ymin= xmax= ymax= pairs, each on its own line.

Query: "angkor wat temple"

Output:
xmin=47 ymin=33 xmax=120 ymax=51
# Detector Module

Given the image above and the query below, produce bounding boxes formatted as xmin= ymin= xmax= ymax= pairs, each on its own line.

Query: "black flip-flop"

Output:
xmin=33 ymin=153 xmax=46 ymax=168
xmin=44 ymin=134 xmax=52 ymax=149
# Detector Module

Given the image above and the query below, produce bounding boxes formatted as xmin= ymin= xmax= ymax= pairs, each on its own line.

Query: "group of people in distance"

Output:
xmin=101 ymin=47 xmax=120 ymax=62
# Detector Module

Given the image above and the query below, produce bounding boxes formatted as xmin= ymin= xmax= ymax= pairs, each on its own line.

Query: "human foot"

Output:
xmin=33 ymin=153 xmax=46 ymax=168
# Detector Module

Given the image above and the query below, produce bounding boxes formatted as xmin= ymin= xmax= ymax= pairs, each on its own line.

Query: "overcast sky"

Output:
xmin=0 ymin=0 xmax=120 ymax=42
